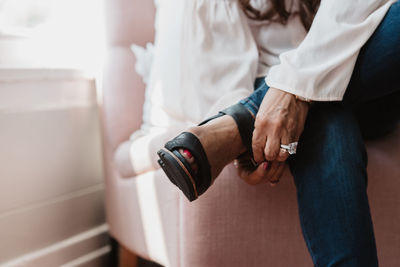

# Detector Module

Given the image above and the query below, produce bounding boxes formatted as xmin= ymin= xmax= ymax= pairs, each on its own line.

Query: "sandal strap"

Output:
xmin=165 ymin=132 xmax=211 ymax=195
xmin=198 ymin=113 xmax=223 ymax=126
xmin=220 ymin=103 xmax=255 ymax=155
xmin=199 ymin=103 xmax=255 ymax=155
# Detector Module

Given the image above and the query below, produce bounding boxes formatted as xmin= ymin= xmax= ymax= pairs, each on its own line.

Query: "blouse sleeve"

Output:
xmin=265 ymin=0 xmax=395 ymax=101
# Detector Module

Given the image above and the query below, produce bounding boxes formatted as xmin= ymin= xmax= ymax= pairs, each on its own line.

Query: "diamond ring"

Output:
xmin=280 ymin=142 xmax=298 ymax=155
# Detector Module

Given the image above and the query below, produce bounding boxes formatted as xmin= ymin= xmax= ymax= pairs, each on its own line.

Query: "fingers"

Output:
xmin=276 ymin=148 xmax=289 ymax=162
xmin=268 ymin=161 xmax=286 ymax=186
xmin=251 ymin=129 xmax=267 ymax=163
xmin=259 ymin=129 xmax=293 ymax=162
xmin=276 ymin=132 xmax=291 ymax=162
xmin=264 ymin=161 xmax=280 ymax=184
xmin=253 ymin=119 xmax=294 ymax=163
xmin=252 ymin=127 xmax=283 ymax=163
xmin=237 ymin=161 xmax=269 ymax=185
xmin=236 ymin=160 xmax=286 ymax=186
xmin=263 ymin=136 xmax=280 ymax=161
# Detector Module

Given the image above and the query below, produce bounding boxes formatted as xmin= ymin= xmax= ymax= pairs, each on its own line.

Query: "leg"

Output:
xmin=291 ymin=9 xmax=400 ymax=262
xmin=344 ymin=0 xmax=400 ymax=104
xmin=158 ymin=113 xmax=249 ymax=201
xmin=343 ymin=1 xmax=400 ymax=138
xmin=288 ymin=103 xmax=378 ymax=267
xmin=239 ymin=77 xmax=270 ymax=117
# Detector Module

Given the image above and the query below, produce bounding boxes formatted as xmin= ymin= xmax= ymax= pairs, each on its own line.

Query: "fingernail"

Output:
xmin=263 ymin=162 xmax=268 ymax=170
xmin=183 ymin=149 xmax=192 ymax=158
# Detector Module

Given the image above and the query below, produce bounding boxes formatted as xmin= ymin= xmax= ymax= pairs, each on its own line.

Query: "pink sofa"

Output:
xmin=101 ymin=0 xmax=400 ymax=266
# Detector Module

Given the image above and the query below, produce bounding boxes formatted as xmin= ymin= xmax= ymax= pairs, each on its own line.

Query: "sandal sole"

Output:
xmin=157 ymin=148 xmax=198 ymax=201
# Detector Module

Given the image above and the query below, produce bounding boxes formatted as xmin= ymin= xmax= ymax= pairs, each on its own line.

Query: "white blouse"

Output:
xmin=249 ymin=0 xmax=396 ymax=101
xmin=141 ymin=0 xmax=395 ymax=132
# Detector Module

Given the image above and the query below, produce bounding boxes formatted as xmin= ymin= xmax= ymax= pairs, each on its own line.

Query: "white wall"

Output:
xmin=0 ymin=68 xmax=108 ymax=266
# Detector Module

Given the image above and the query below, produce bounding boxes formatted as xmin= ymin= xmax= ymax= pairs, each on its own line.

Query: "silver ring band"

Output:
xmin=280 ymin=142 xmax=298 ymax=155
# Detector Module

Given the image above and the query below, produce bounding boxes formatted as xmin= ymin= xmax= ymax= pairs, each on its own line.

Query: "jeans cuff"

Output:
xmin=239 ymin=98 xmax=259 ymax=117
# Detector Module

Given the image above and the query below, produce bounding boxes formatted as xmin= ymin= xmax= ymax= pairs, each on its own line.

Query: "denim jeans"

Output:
xmin=239 ymin=2 xmax=400 ymax=266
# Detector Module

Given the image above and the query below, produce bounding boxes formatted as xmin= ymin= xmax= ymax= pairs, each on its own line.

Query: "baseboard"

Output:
xmin=0 ymin=224 xmax=110 ymax=267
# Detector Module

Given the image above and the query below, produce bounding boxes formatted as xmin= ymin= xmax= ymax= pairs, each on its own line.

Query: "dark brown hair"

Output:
xmin=239 ymin=0 xmax=320 ymax=30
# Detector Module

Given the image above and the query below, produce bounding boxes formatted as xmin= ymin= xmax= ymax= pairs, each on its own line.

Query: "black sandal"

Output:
xmin=157 ymin=103 xmax=255 ymax=201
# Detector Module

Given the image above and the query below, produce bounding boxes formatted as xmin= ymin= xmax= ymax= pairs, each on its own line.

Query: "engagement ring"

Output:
xmin=280 ymin=142 xmax=298 ymax=155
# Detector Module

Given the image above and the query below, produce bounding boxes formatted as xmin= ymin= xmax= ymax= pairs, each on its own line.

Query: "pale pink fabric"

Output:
xmin=101 ymin=0 xmax=400 ymax=266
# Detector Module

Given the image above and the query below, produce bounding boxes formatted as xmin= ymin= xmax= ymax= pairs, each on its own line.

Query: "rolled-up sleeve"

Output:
xmin=265 ymin=0 xmax=395 ymax=101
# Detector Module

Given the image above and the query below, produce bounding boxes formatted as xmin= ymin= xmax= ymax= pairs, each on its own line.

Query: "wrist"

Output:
xmin=289 ymin=93 xmax=310 ymax=114
xmin=294 ymin=94 xmax=312 ymax=104
xmin=293 ymin=94 xmax=313 ymax=111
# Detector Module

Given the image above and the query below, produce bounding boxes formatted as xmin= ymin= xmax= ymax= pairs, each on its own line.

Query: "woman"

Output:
xmin=158 ymin=0 xmax=399 ymax=266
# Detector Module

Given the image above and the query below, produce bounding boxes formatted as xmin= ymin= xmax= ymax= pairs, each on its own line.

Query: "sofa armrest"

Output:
xmin=101 ymin=0 xmax=156 ymax=167
xmin=101 ymin=47 xmax=145 ymax=154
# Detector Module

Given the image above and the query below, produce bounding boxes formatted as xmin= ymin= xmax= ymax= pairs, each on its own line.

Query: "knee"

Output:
xmin=291 ymin=104 xmax=368 ymax=184
xmin=303 ymin=104 xmax=365 ymax=155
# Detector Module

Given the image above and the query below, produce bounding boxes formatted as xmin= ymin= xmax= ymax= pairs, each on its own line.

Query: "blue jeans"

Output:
xmin=239 ymin=2 xmax=400 ymax=266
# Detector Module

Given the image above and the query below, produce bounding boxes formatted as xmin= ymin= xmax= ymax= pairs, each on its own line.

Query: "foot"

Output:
xmin=177 ymin=115 xmax=247 ymax=181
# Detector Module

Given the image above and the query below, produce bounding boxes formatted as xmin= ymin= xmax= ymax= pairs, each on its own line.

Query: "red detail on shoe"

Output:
xmin=183 ymin=149 xmax=193 ymax=159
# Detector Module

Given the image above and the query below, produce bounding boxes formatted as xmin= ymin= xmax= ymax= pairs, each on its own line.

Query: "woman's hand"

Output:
xmin=233 ymin=152 xmax=285 ymax=185
xmin=252 ymin=87 xmax=309 ymax=163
